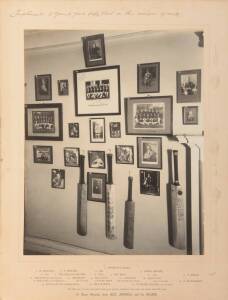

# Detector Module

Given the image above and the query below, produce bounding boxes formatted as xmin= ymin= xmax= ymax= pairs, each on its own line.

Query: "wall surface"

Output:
xmin=24 ymin=30 xmax=203 ymax=254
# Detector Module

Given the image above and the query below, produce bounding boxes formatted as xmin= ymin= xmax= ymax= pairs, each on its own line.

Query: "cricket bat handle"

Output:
xmin=107 ymin=153 xmax=113 ymax=184
xmin=77 ymin=184 xmax=87 ymax=236
xmin=79 ymin=155 xmax=85 ymax=184
xmin=124 ymin=176 xmax=135 ymax=249
xmin=173 ymin=150 xmax=179 ymax=184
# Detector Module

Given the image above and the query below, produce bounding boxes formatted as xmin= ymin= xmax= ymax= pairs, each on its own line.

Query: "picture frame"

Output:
xmin=25 ymin=103 xmax=63 ymax=141
xmin=51 ymin=169 xmax=65 ymax=189
xmin=82 ymin=33 xmax=106 ymax=67
xmin=137 ymin=62 xmax=160 ymax=93
xmin=115 ymin=145 xmax=134 ymax=165
xmin=176 ymin=69 xmax=201 ymax=103
xmin=33 ymin=145 xmax=53 ymax=164
xmin=64 ymin=147 xmax=80 ymax=167
xmin=68 ymin=123 xmax=79 ymax=138
xmin=88 ymin=150 xmax=106 ymax=169
xmin=73 ymin=65 xmax=121 ymax=116
xmin=35 ymin=74 xmax=52 ymax=101
xmin=182 ymin=106 xmax=199 ymax=125
xmin=140 ymin=170 xmax=160 ymax=196
xmin=110 ymin=122 xmax=121 ymax=138
xmin=87 ymin=172 xmax=106 ymax=202
xmin=125 ymin=96 xmax=173 ymax=135
xmin=58 ymin=79 xmax=69 ymax=96
xmin=89 ymin=118 xmax=105 ymax=143
xmin=137 ymin=137 xmax=162 ymax=169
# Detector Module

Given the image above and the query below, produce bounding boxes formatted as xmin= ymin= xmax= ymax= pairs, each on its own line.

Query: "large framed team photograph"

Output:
xmin=82 ymin=33 xmax=106 ymax=67
xmin=25 ymin=103 xmax=63 ymax=140
xmin=35 ymin=74 xmax=52 ymax=101
xmin=125 ymin=96 xmax=172 ymax=135
xmin=87 ymin=172 xmax=106 ymax=203
xmin=137 ymin=137 xmax=162 ymax=169
xmin=73 ymin=65 xmax=121 ymax=116
xmin=137 ymin=62 xmax=160 ymax=93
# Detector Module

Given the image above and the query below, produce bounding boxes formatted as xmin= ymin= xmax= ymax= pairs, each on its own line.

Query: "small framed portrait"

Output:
xmin=87 ymin=172 xmax=106 ymax=202
xmin=137 ymin=137 xmax=162 ymax=169
xmin=110 ymin=122 xmax=121 ymax=138
xmin=137 ymin=62 xmax=160 ymax=93
xmin=140 ymin=170 xmax=160 ymax=196
xmin=64 ymin=147 xmax=80 ymax=167
xmin=177 ymin=69 xmax=201 ymax=103
xmin=89 ymin=118 xmax=105 ymax=143
xmin=33 ymin=145 xmax=53 ymax=164
xmin=115 ymin=145 xmax=134 ymax=165
xmin=88 ymin=150 xmax=105 ymax=169
xmin=182 ymin=106 xmax=199 ymax=125
xmin=69 ymin=123 xmax=79 ymax=138
xmin=35 ymin=74 xmax=52 ymax=101
xmin=82 ymin=33 xmax=106 ymax=67
xmin=58 ymin=79 xmax=69 ymax=96
xmin=51 ymin=169 xmax=65 ymax=189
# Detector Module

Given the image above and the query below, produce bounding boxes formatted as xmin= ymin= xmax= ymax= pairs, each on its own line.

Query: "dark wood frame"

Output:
xmin=58 ymin=79 xmax=69 ymax=96
xmin=137 ymin=137 xmax=162 ymax=169
xmin=68 ymin=122 xmax=80 ymax=138
xmin=89 ymin=118 xmax=106 ymax=143
xmin=64 ymin=147 xmax=80 ymax=167
xmin=140 ymin=169 xmax=160 ymax=196
xmin=109 ymin=122 xmax=121 ymax=138
xmin=33 ymin=145 xmax=53 ymax=164
xmin=182 ymin=106 xmax=199 ymax=125
xmin=137 ymin=62 xmax=160 ymax=93
xmin=51 ymin=169 xmax=65 ymax=189
xmin=35 ymin=74 xmax=52 ymax=101
xmin=87 ymin=172 xmax=106 ymax=202
xmin=88 ymin=150 xmax=106 ymax=169
xmin=82 ymin=33 xmax=106 ymax=67
xmin=115 ymin=145 xmax=134 ymax=165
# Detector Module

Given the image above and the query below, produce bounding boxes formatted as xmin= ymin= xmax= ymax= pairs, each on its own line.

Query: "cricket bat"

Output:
xmin=105 ymin=153 xmax=117 ymax=240
xmin=77 ymin=154 xmax=87 ymax=236
xmin=123 ymin=176 xmax=135 ymax=249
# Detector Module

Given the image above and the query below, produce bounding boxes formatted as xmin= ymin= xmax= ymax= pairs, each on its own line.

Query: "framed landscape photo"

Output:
xmin=88 ymin=150 xmax=105 ymax=169
xmin=35 ymin=74 xmax=52 ymax=101
xmin=125 ymin=96 xmax=173 ymax=135
xmin=73 ymin=65 xmax=121 ymax=116
xmin=82 ymin=33 xmax=106 ymax=67
xmin=177 ymin=69 xmax=201 ymax=103
xmin=64 ymin=147 xmax=80 ymax=167
xmin=89 ymin=118 xmax=105 ymax=143
xmin=137 ymin=62 xmax=160 ymax=93
xmin=137 ymin=137 xmax=162 ymax=169
xmin=115 ymin=145 xmax=134 ymax=165
xmin=68 ymin=123 xmax=79 ymax=138
xmin=51 ymin=169 xmax=65 ymax=189
xmin=140 ymin=170 xmax=160 ymax=196
xmin=110 ymin=122 xmax=121 ymax=138
xmin=25 ymin=103 xmax=63 ymax=140
xmin=33 ymin=145 xmax=53 ymax=164
xmin=182 ymin=106 xmax=199 ymax=125
xmin=87 ymin=172 xmax=106 ymax=202
xmin=58 ymin=79 xmax=69 ymax=96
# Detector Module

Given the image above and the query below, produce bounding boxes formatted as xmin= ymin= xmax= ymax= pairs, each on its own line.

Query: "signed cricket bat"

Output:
xmin=77 ymin=154 xmax=87 ymax=236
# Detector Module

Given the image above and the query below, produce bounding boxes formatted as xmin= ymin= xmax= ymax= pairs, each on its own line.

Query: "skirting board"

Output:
xmin=24 ymin=236 xmax=106 ymax=255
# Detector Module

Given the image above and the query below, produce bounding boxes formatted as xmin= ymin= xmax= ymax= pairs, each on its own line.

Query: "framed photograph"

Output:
xmin=35 ymin=74 xmax=52 ymax=101
xmin=177 ymin=69 xmax=201 ymax=103
xmin=88 ymin=151 xmax=105 ymax=169
xmin=68 ymin=123 xmax=79 ymax=138
xmin=125 ymin=96 xmax=173 ymax=135
xmin=51 ymin=169 xmax=65 ymax=189
xmin=58 ymin=79 xmax=69 ymax=96
xmin=137 ymin=62 xmax=160 ymax=93
xmin=33 ymin=145 xmax=53 ymax=164
xmin=73 ymin=65 xmax=121 ymax=116
xmin=89 ymin=118 xmax=105 ymax=143
xmin=87 ymin=172 xmax=106 ymax=202
xmin=82 ymin=33 xmax=106 ymax=67
xmin=137 ymin=137 xmax=162 ymax=169
xmin=115 ymin=145 xmax=134 ymax=165
xmin=140 ymin=170 xmax=160 ymax=196
xmin=64 ymin=147 xmax=80 ymax=167
xmin=110 ymin=122 xmax=121 ymax=138
xmin=182 ymin=106 xmax=199 ymax=125
xmin=25 ymin=103 xmax=63 ymax=140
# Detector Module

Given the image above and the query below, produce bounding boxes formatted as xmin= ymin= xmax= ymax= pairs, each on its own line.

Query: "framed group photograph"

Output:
xmin=82 ymin=33 xmax=106 ymax=67
xmin=51 ymin=169 xmax=65 ymax=189
xmin=33 ymin=145 xmax=53 ymax=164
xmin=125 ymin=96 xmax=173 ymax=135
xmin=87 ymin=172 xmax=106 ymax=202
xmin=115 ymin=145 xmax=134 ymax=165
xmin=137 ymin=137 xmax=162 ymax=169
xmin=35 ymin=74 xmax=52 ymax=101
xmin=73 ymin=65 xmax=121 ymax=116
xmin=64 ymin=147 xmax=80 ymax=167
xmin=68 ymin=123 xmax=79 ymax=138
xmin=88 ymin=150 xmax=105 ymax=169
xmin=110 ymin=122 xmax=121 ymax=138
xmin=182 ymin=106 xmax=199 ymax=125
xmin=140 ymin=170 xmax=160 ymax=196
xmin=137 ymin=62 xmax=160 ymax=93
xmin=89 ymin=118 xmax=105 ymax=143
xmin=58 ymin=79 xmax=69 ymax=96
xmin=25 ymin=103 xmax=63 ymax=140
xmin=176 ymin=69 xmax=201 ymax=103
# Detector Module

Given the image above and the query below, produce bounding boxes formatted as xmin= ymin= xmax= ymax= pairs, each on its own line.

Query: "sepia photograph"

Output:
xmin=137 ymin=62 xmax=160 ymax=93
xmin=85 ymin=79 xmax=110 ymax=100
xmin=33 ymin=145 xmax=53 ymax=164
xmin=177 ymin=69 xmax=201 ymax=102
xmin=110 ymin=122 xmax=121 ymax=138
xmin=35 ymin=74 xmax=52 ymax=101
xmin=82 ymin=33 xmax=106 ymax=67
xmin=58 ymin=79 xmax=69 ymax=96
xmin=182 ymin=106 xmax=198 ymax=125
xmin=64 ymin=147 xmax=80 ymax=167
xmin=140 ymin=170 xmax=160 ymax=196
xmin=68 ymin=122 xmax=79 ymax=138
xmin=88 ymin=150 xmax=105 ymax=169
xmin=51 ymin=169 xmax=65 ymax=189
xmin=137 ymin=137 xmax=162 ymax=169
xmin=87 ymin=172 xmax=106 ymax=202
xmin=115 ymin=145 xmax=134 ymax=164
xmin=90 ymin=118 xmax=105 ymax=143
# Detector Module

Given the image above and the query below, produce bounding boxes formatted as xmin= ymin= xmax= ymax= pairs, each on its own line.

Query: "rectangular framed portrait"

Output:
xmin=125 ymin=96 xmax=173 ymax=135
xmin=87 ymin=172 xmax=106 ymax=202
xmin=33 ymin=145 xmax=53 ymax=164
xmin=89 ymin=118 xmax=105 ymax=143
xmin=82 ymin=33 xmax=106 ymax=67
xmin=115 ymin=145 xmax=134 ymax=165
xmin=58 ymin=79 xmax=69 ymax=96
xmin=137 ymin=62 xmax=160 ymax=93
xmin=64 ymin=147 xmax=80 ymax=167
xmin=140 ymin=170 xmax=160 ymax=196
xmin=176 ymin=69 xmax=201 ymax=103
xmin=110 ymin=122 xmax=121 ymax=138
xmin=68 ymin=122 xmax=79 ymax=138
xmin=35 ymin=74 xmax=52 ymax=101
xmin=73 ymin=65 xmax=121 ymax=116
xmin=182 ymin=106 xmax=199 ymax=125
xmin=137 ymin=137 xmax=162 ymax=169
xmin=25 ymin=103 xmax=63 ymax=140
xmin=88 ymin=150 xmax=106 ymax=169
xmin=51 ymin=169 xmax=65 ymax=189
